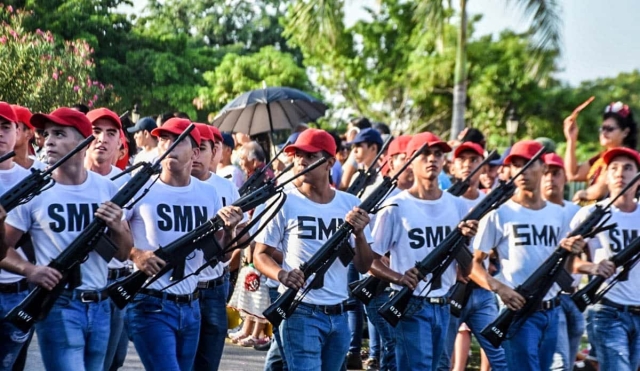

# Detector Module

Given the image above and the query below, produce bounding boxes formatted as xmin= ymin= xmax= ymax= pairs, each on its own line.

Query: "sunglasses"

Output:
xmin=604 ymin=101 xmax=630 ymax=118
xmin=599 ymin=125 xmax=619 ymax=133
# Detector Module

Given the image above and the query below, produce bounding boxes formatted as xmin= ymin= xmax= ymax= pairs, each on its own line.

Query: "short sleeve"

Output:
xmin=253 ymin=201 xmax=285 ymax=250
xmin=5 ymin=202 xmax=32 ymax=233
xmin=371 ymin=204 xmax=398 ymax=256
xmin=472 ymin=209 xmax=502 ymax=254
xmin=570 ymin=205 xmax=602 ymax=251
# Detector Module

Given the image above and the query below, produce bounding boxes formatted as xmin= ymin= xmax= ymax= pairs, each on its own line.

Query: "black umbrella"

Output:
xmin=212 ymin=87 xmax=328 ymax=136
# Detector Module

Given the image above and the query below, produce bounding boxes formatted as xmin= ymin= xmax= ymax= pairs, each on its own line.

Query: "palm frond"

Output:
xmin=506 ymin=0 xmax=562 ymax=52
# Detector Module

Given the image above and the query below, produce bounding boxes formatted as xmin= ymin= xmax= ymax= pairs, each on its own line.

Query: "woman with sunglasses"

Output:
xmin=564 ymin=101 xmax=638 ymax=204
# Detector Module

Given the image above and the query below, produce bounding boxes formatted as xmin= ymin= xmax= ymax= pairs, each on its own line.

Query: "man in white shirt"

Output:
xmin=439 ymin=141 xmax=508 ymax=371
xmin=254 ymin=128 xmax=373 ymax=371
xmin=127 ymin=117 xmax=158 ymax=171
xmin=575 ymin=147 xmax=640 ymax=370
xmin=85 ymin=107 xmax=133 ymax=371
xmin=470 ymin=140 xmax=587 ymax=371
xmin=370 ymin=132 xmax=478 ymax=370
xmin=191 ymin=123 xmax=242 ymax=370
xmin=125 ymin=118 xmax=243 ymax=371
xmin=217 ymin=133 xmax=245 ymax=188
xmin=10 ymin=105 xmax=46 ymax=171
xmin=1 ymin=107 xmax=132 ymax=370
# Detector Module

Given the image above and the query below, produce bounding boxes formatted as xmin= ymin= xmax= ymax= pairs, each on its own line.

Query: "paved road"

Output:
xmin=25 ymin=335 xmax=266 ymax=370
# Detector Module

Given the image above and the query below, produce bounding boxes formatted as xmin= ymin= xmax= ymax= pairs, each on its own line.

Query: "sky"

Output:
xmin=125 ymin=0 xmax=640 ymax=86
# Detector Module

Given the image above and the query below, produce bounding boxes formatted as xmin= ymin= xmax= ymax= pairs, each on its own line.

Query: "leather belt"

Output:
xmin=108 ymin=267 xmax=132 ymax=280
xmin=61 ymin=289 xmax=109 ymax=303
xmin=299 ymin=301 xmax=355 ymax=315
xmin=0 ymin=279 xmax=29 ymax=293
xmin=197 ymin=275 xmax=227 ymax=289
xmin=602 ymin=298 xmax=640 ymax=315
xmin=537 ymin=296 xmax=561 ymax=311
xmin=140 ymin=289 xmax=200 ymax=304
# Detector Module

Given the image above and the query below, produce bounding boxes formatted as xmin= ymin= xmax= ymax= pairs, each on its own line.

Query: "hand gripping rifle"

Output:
xmin=572 ymin=235 xmax=640 ymax=312
xmin=263 ymin=144 xmax=428 ymax=327
xmin=238 ymin=141 xmax=291 ymax=196
xmin=351 ymin=150 xmax=497 ymax=306
xmin=480 ymin=171 xmax=640 ymax=348
xmin=0 ymin=150 xmax=16 ymax=164
xmin=106 ymin=158 xmax=327 ymax=309
xmin=4 ymin=125 xmax=196 ymax=332
xmin=377 ymin=148 xmax=546 ymax=327
xmin=1 ymin=136 xmax=94 ymax=212
xmin=346 ymin=136 xmax=392 ymax=197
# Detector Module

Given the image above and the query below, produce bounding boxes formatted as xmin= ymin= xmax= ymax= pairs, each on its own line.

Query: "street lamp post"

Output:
xmin=506 ymin=108 xmax=519 ymax=146
xmin=131 ymin=104 xmax=140 ymax=124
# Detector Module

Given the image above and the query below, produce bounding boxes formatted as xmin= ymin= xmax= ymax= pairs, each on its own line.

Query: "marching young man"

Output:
xmin=576 ymin=148 xmax=640 ymax=371
xmin=439 ymin=141 xmax=508 ymax=371
xmin=1 ymin=107 xmax=132 ymax=370
xmin=254 ymin=128 xmax=374 ymax=371
xmin=10 ymin=105 xmax=46 ymax=171
xmin=470 ymin=140 xmax=587 ymax=371
xmin=191 ymin=123 xmax=242 ymax=370
xmin=370 ymin=132 xmax=479 ymax=370
xmin=125 ymin=118 xmax=243 ymax=371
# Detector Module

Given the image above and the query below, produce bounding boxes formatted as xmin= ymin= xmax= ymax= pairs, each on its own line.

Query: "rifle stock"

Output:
xmin=0 ymin=150 xmax=16 ymax=163
xmin=346 ymin=136 xmax=392 ymax=196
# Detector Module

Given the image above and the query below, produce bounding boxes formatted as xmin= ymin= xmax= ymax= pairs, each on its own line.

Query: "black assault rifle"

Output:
xmin=263 ymin=144 xmax=428 ymax=327
xmin=572 ymin=233 xmax=640 ymax=312
xmin=0 ymin=136 xmax=94 ymax=212
xmin=4 ymin=125 xmax=196 ymax=332
xmin=346 ymin=136 xmax=392 ymax=197
xmin=350 ymin=149 xmax=497 ymax=306
xmin=377 ymin=148 xmax=546 ymax=327
xmin=238 ymin=141 xmax=290 ymax=196
xmin=480 ymin=171 xmax=640 ymax=348
xmin=106 ymin=158 xmax=326 ymax=309
xmin=0 ymin=150 xmax=16 ymax=164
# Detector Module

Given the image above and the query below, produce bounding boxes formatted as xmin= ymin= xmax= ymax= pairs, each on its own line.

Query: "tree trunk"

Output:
xmin=450 ymin=0 xmax=467 ymax=141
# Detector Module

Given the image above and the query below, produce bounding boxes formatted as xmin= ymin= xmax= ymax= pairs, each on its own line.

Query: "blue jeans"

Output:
xmin=104 ymin=279 xmax=128 ymax=371
xmin=347 ymin=263 xmax=363 ymax=354
xmin=265 ymin=287 xmax=287 ymax=371
xmin=126 ymin=293 xmax=201 ymax=371
xmin=552 ymin=294 xmax=585 ymax=371
xmin=36 ymin=294 xmax=111 ymax=371
xmin=0 ymin=291 xmax=32 ymax=371
xmin=502 ymin=306 xmax=559 ymax=371
xmin=365 ymin=291 xmax=396 ymax=371
xmin=281 ymin=303 xmax=349 ymax=371
xmin=394 ymin=297 xmax=449 ymax=371
xmin=590 ymin=303 xmax=640 ymax=371
xmin=195 ymin=277 xmax=230 ymax=371
xmin=438 ymin=288 xmax=508 ymax=371
xmin=368 ymin=315 xmax=379 ymax=359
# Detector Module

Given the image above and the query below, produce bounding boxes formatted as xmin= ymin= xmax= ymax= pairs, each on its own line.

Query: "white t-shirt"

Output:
xmin=27 ymin=156 xmax=47 ymax=171
xmin=199 ymin=172 xmax=242 ymax=281
xmin=0 ymin=163 xmax=33 ymax=284
xmin=560 ymin=200 xmax=582 ymax=287
xmin=572 ymin=201 xmax=640 ymax=305
xmin=254 ymin=188 xmax=373 ymax=305
xmin=472 ymin=200 xmax=571 ymax=301
xmin=7 ymin=171 xmax=118 ymax=290
xmin=218 ymin=164 xmax=245 ymax=189
xmin=132 ymin=147 xmax=159 ymax=174
xmin=126 ymin=177 xmax=221 ymax=295
xmin=372 ymin=190 xmax=469 ymax=297
xmin=460 ymin=191 xmax=486 ymax=212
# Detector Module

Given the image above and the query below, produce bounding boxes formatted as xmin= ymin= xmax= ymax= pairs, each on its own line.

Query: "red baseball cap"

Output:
xmin=209 ymin=125 xmax=223 ymax=143
xmin=504 ymin=140 xmax=543 ymax=165
xmin=387 ymin=135 xmax=412 ymax=157
xmin=116 ymin=129 xmax=129 ymax=170
xmin=195 ymin=123 xmax=215 ymax=143
xmin=0 ymin=102 xmax=18 ymax=124
xmin=603 ymin=147 xmax=640 ymax=168
xmin=406 ymin=132 xmax=452 ymax=157
xmin=11 ymin=105 xmax=33 ymax=129
xmin=86 ymin=108 xmax=122 ymax=129
xmin=543 ymin=153 xmax=565 ymax=168
xmin=151 ymin=118 xmax=200 ymax=146
xmin=284 ymin=128 xmax=336 ymax=156
xmin=454 ymin=142 xmax=484 ymax=159
xmin=31 ymin=107 xmax=92 ymax=138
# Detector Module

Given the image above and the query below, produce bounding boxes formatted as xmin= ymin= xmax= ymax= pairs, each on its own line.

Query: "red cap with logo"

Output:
xmin=0 ymin=102 xmax=18 ymax=124
xmin=406 ymin=132 xmax=452 ymax=157
xmin=195 ymin=123 xmax=215 ymax=143
xmin=543 ymin=153 xmax=565 ymax=168
xmin=284 ymin=128 xmax=336 ymax=156
xmin=504 ymin=140 xmax=543 ymax=165
xmin=209 ymin=125 xmax=223 ymax=143
xmin=86 ymin=108 xmax=122 ymax=129
xmin=388 ymin=135 xmax=412 ymax=157
xmin=454 ymin=142 xmax=484 ymax=159
xmin=31 ymin=107 xmax=93 ymax=138
xmin=151 ymin=118 xmax=200 ymax=146
xmin=603 ymin=147 xmax=640 ymax=168
xmin=11 ymin=105 xmax=33 ymax=129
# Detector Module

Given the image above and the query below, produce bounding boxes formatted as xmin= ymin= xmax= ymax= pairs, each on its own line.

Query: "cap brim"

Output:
xmin=126 ymin=125 xmax=141 ymax=133
xmin=284 ymin=143 xmax=326 ymax=155
xmin=30 ymin=113 xmax=71 ymax=130
xmin=89 ymin=113 xmax=122 ymax=129
xmin=151 ymin=127 xmax=180 ymax=138
xmin=603 ymin=148 xmax=640 ymax=167
xmin=430 ymin=141 xmax=453 ymax=153
xmin=453 ymin=144 xmax=482 ymax=158
xmin=503 ymin=154 xmax=532 ymax=165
